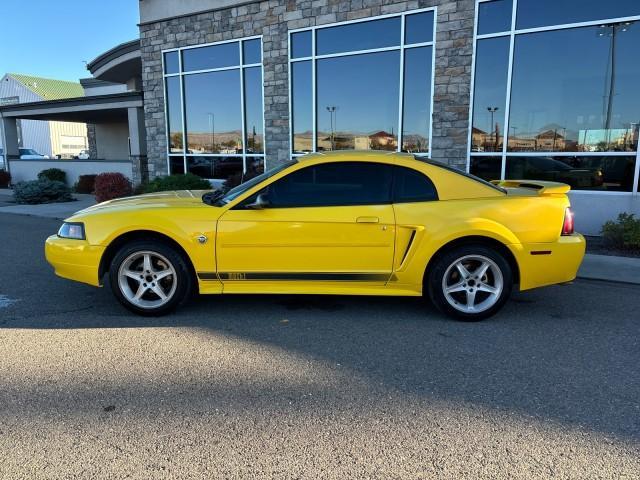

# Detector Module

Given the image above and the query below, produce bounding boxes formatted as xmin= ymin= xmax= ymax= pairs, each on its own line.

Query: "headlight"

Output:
xmin=57 ymin=222 xmax=85 ymax=240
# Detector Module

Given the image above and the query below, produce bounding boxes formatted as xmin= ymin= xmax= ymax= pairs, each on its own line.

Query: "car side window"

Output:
xmin=392 ymin=166 xmax=438 ymax=203
xmin=252 ymin=162 xmax=394 ymax=208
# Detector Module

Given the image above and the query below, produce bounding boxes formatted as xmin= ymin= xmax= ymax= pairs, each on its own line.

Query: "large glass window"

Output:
xmin=402 ymin=47 xmax=432 ymax=153
xmin=316 ymin=52 xmax=400 ymax=151
xmin=468 ymin=2 xmax=640 ymax=192
xmin=470 ymin=36 xmax=510 ymax=153
xmin=258 ymin=162 xmax=393 ymax=207
xmin=516 ymin=0 xmax=640 ymax=30
xmin=165 ymin=76 xmax=184 ymax=153
xmin=509 ymin=24 xmax=640 ymax=153
xmin=289 ymin=9 xmax=436 ymax=156
xmin=162 ymin=37 xmax=265 ymax=181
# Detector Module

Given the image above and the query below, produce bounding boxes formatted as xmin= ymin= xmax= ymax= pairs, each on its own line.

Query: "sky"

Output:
xmin=0 ymin=0 xmax=139 ymax=82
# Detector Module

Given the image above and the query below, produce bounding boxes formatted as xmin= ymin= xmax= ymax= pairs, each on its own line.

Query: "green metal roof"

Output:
xmin=8 ymin=73 xmax=84 ymax=100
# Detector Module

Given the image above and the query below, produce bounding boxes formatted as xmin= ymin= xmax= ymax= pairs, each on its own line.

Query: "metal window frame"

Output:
xmin=467 ymin=0 xmax=640 ymax=195
xmin=161 ymin=36 xmax=266 ymax=179
xmin=287 ymin=7 xmax=437 ymax=158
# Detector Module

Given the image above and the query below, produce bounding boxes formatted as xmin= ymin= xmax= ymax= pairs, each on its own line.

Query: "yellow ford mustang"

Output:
xmin=45 ymin=151 xmax=585 ymax=321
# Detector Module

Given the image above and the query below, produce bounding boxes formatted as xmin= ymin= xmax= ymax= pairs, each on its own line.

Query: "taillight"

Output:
xmin=562 ymin=207 xmax=575 ymax=236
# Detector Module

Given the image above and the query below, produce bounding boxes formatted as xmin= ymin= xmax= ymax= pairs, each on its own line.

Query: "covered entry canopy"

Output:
xmin=0 ymin=91 xmax=147 ymax=182
xmin=0 ymin=91 xmax=142 ymax=123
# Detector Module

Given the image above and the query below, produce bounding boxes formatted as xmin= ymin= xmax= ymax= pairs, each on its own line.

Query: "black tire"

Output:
xmin=108 ymin=240 xmax=194 ymax=316
xmin=427 ymin=244 xmax=513 ymax=322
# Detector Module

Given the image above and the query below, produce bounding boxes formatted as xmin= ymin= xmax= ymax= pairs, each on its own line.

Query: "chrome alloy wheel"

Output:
xmin=441 ymin=254 xmax=504 ymax=314
xmin=117 ymin=251 xmax=177 ymax=309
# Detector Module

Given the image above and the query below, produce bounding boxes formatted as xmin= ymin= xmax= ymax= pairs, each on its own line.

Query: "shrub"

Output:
xmin=0 ymin=169 xmax=10 ymax=188
xmin=142 ymin=173 xmax=211 ymax=193
xmin=74 ymin=174 xmax=97 ymax=194
xmin=602 ymin=213 xmax=640 ymax=250
xmin=38 ymin=168 xmax=67 ymax=184
xmin=94 ymin=172 xmax=133 ymax=203
xmin=13 ymin=179 xmax=73 ymax=204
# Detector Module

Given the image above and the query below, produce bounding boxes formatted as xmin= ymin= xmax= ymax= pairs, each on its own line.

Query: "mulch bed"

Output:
xmin=585 ymin=235 xmax=640 ymax=258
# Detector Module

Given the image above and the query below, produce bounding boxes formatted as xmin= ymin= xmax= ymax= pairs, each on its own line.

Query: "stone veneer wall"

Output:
xmin=139 ymin=0 xmax=474 ymax=178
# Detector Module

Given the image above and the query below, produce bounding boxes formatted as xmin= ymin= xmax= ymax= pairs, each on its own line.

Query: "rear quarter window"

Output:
xmin=393 ymin=166 xmax=438 ymax=203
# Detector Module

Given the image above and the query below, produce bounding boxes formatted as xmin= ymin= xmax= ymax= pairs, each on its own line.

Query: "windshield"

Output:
xmin=209 ymin=160 xmax=298 ymax=206
xmin=20 ymin=149 xmax=39 ymax=155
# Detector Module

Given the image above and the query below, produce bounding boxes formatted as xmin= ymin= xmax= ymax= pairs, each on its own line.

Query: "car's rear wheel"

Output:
xmin=109 ymin=240 xmax=193 ymax=316
xmin=428 ymin=245 xmax=512 ymax=321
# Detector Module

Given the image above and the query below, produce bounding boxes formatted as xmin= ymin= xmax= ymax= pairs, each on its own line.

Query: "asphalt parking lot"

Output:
xmin=0 ymin=213 xmax=638 ymax=479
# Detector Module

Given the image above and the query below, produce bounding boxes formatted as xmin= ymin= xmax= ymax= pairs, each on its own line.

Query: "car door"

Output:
xmin=216 ymin=161 xmax=396 ymax=290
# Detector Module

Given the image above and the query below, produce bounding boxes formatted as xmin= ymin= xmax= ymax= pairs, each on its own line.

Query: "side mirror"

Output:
xmin=246 ymin=193 xmax=270 ymax=210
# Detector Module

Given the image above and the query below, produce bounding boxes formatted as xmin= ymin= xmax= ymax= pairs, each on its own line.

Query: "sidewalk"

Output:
xmin=578 ymin=254 xmax=640 ymax=285
xmin=0 ymin=189 xmax=95 ymax=220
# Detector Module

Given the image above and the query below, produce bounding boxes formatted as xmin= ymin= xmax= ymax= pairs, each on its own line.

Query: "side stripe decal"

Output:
xmin=197 ymin=272 xmax=392 ymax=282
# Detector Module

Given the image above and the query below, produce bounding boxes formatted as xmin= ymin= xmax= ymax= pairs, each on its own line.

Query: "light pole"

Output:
xmin=598 ymin=22 xmax=631 ymax=147
xmin=487 ymin=107 xmax=499 ymax=150
xmin=207 ymin=113 xmax=215 ymax=152
xmin=326 ymin=106 xmax=338 ymax=150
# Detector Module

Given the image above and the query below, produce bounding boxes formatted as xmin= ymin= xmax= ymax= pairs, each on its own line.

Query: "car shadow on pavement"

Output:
xmin=1 ymin=276 xmax=639 ymax=445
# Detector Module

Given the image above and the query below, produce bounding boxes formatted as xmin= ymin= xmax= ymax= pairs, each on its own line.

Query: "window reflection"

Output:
xmin=169 ymin=156 xmax=185 ymax=175
xmin=478 ymin=0 xmax=512 ymax=35
xmin=243 ymin=39 xmax=261 ymax=64
xmin=508 ymin=22 xmax=640 ymax=153
xmin=182 ymin=42 xmax=239 ymax=72
xmin=402 ymin=47 xmax=432 ymax=153
xmin=291 ymin=31 xmax=312 ymax=58
xmin=505 ymin=156 xmax=635 ymax=191
xmin=405 ymin=11 xmax=434 ymax=44
xmin=517 ymin=0 xmax=640 ymax=30
xmin=471 ymin=37 xmax=510 ymax=152
xmin=470 ymin=156 xmax=502 ymax=181
xmin=187 ymin=156 xmax=243 ymax=181
xmin=246 ymin=156 xmax=265 ymax=177
xmin=165 ymin=76 xmax=183 ymax=153
xmin=164 ymin=51 xmax=179 ymax=74
xmin=316 ymin=17 xmax=401 ymax=55
xmin=243 ymin=67 xmax=264 ymax=154
xmin=316 ymin=51 xmax=400 ymax=151
xmin=291 ymin=61 xmax=313 ymax=153
xmin=183 ymin=70 xmax=242 ymax=154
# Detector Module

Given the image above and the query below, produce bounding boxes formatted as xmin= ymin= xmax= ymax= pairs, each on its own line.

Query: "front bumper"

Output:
xmin=517 ymin=234 xmax=586 ymax=291
xmin=45 ymin=235 xmax=105 ymax=287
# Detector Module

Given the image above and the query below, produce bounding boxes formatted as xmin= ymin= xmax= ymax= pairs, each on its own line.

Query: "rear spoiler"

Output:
xmin=490 ymin=180 xmax=571 ymax=195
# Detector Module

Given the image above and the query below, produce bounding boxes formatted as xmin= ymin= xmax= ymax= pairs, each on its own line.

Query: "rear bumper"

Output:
xmin=517 ymin=234 xmax=586 ymax=291
xmin=45 ymin=235 xmax=104 ymax=287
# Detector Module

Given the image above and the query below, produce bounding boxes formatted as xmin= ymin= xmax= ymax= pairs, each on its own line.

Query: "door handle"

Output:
xmin=356 ymin=216 xmax=379 ymax=223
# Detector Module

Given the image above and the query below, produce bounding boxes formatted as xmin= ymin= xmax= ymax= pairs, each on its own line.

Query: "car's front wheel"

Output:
xmin=109 ymin=240 xmax=193 ymax=316
xmin=428 ymin=244 xmax=513 ymax=321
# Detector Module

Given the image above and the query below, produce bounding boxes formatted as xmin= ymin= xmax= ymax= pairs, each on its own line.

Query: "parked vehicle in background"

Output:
xmin=19 ymin=148 xmax=49 ymax=160
xmin=76 ymin=150 xmax=90 ymax=160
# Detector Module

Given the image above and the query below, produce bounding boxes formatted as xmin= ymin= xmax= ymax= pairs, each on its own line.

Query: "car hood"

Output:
xmin=72 ymin=190 xmax=212 ymax=217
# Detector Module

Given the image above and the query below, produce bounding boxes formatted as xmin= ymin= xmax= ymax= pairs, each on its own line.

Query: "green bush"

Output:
xmin=142 ymin=173 xmax=211 ymax=193
xmin=37 ymin=168 xmax=67 ymax=184
xmin=602 ymin=213 xmax=640 ymax=250
xmin=74 ymin=174 xmax=97 ymax=194
xmin=13 ymin=179 xmax=73 ymax=204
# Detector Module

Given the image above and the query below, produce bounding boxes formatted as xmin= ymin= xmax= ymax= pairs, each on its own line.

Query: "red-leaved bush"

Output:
xmin=0 ymin=170 xmax=10 ymax=188
xmin=94 ymin=172 xmax=133 ymax=203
